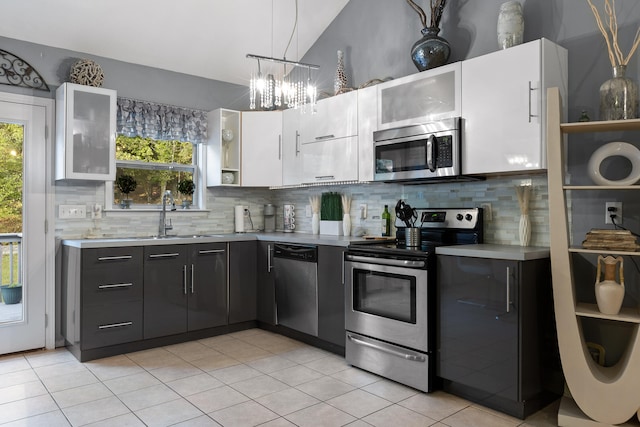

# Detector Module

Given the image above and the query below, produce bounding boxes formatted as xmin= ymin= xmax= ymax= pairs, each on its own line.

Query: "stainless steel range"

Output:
xmin=344 ymin=207 xmax=483 ymax=392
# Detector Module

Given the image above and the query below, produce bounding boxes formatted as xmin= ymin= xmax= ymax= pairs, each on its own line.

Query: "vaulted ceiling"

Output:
xmin=1 ymin=0 xmax=350 ymax=87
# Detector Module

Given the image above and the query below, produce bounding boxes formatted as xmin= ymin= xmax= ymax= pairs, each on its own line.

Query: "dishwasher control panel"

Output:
xmin=273 ymin=244 xmax=318 ymax=262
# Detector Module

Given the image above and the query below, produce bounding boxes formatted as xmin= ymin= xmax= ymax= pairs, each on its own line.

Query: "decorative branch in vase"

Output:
xmin=587 ymin=0 xmax=640 ymax=120
xmin=405 ymin=0 xmax=450 ymax=71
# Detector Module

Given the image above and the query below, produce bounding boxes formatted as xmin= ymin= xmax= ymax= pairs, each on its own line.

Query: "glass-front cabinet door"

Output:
xmin=55 ymin=83 xmax=116 ymax=180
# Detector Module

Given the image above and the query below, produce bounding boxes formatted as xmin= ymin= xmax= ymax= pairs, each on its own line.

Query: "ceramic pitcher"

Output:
xmin=595 ymin=255 xmax=625 ymax=315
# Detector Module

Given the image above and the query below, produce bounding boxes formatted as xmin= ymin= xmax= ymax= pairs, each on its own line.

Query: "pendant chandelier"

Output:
xmin=247 ymin=0 xmax=319 ymax=111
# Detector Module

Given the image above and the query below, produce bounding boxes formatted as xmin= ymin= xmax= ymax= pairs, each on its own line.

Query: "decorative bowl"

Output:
xmin=222 ymin=172 xmax=235 ymax=185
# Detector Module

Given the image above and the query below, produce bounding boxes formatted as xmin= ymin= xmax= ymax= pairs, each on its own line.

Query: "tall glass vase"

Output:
xmin=600 ymin=65 xmax=639 ymax=120
xmin=497 ymin=1 xmax=524 ymax=49
xmin=410 ymin=27 xmax=451 ymax=71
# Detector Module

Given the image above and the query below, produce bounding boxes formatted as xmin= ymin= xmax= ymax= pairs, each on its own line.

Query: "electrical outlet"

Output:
xmin=91 ymin=204 xmax=102 ymax=219
xmin=605 ymin=202 xmax=622 ymax=225
xmin=359 ymin=204 xmax=367 ymax=219
xmin=59 ymin=204 xmax=86 ymax=219
xmin=480 ymin=203 xmax=492 ymax=221
xmin=305 ymin=205 xmax=312 ymax=218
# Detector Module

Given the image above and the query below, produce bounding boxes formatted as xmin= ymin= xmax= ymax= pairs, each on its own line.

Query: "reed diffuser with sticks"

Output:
xmin=587 ymin=0 xmax=640 ymax=120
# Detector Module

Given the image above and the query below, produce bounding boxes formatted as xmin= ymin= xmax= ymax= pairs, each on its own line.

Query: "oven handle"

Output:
xmin=345 ymin=254 xmax=425 ymax=268
xmin=347 ymin=334 xmax=426 ymax=362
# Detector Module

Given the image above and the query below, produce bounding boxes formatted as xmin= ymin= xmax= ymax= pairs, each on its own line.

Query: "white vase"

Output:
xmin=595 ymin=255 xmax=625 ymax=315
xmin=343 ymin=213 xmax=351 ymax=236
xmin=518 ymin=213 xmax=531 ymax=246
xmin=497 ymin=1 xmax=524 ymax=49
xmin=312 ymin=213 xmax=320 ymax=235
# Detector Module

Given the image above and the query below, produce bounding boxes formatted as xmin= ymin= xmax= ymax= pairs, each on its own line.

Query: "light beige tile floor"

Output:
xmin=0 ymin=328 xmax=560 ymax=426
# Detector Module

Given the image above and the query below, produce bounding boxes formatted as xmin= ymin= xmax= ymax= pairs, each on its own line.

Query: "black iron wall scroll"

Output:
xmin=0 ymin=49 xmax=49 ymax=91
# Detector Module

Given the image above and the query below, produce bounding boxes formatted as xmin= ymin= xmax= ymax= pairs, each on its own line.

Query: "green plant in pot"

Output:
xmin=177 ymin=179 xmax=195 ymax=209
xmin=320 ymin=192 xmax=343 ymax=235
xmin=115 ymin=174 xmax=137 ymax=209
xmin=0 ymin=283 xmax=22 ymax=305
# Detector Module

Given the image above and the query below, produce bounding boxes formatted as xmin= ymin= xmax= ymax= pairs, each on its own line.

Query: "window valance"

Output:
xmin=116 ymin=97 xmax=208 ymax=144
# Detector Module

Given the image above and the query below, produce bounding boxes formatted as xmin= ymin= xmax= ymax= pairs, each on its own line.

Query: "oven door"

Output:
xmin=345 ymin=255 xmax=431 ymax=352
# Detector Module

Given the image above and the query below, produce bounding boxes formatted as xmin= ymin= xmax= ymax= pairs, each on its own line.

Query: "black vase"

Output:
xmin=411 ymin=27 xmax=451 ymax=71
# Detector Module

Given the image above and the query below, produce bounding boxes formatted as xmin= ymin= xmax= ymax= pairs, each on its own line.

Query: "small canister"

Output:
xmin=405 ymin=227 xmax=421 ymax=247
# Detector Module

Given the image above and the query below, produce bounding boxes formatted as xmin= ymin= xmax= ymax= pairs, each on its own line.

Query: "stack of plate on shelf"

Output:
xmin=582 ymin=229 xmax=640 ymax=251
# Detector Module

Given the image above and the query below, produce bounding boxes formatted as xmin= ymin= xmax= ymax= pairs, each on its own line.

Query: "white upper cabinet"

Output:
xmin=377 ymin=62 xmax=461 ymax=130
xmin=241 ymin=111 xmax=282 ymax=187
xmin=299 ymin=91 xmax=358 ymax=144
xmin=357 ymin=85 xmax=377 ymax=182
xmin=301 ymin=136 xmax=358 ymax=184
xmin=282 ymin=107 xmax=303 ymax=186
xmin=461 ymin=38 xmax=568 ymax=175
xmin=206 ymin=108 xmax=241 ymax=186
xmin=55 ymin=83 xmax=116 ymax=181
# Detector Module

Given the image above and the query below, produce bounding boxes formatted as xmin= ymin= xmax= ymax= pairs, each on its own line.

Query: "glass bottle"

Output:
xmin=381 ymin=205 xmax=391 ymax=237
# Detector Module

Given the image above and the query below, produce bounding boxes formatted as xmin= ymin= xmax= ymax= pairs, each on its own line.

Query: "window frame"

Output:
xmin=105 ymin=141 xmax=207 ymax=211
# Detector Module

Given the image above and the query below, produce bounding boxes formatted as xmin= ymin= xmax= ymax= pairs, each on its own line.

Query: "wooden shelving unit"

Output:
xmin=547 ymin=87 xmax=640 ymax=426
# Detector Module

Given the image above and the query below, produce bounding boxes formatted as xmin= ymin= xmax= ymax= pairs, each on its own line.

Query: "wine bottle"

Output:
xmin=381 ymin=205 xmax=391 ymax=236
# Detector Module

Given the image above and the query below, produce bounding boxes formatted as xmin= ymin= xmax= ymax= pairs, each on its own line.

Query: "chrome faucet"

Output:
xmin=159 ymin=190 xmax=176 ymax=237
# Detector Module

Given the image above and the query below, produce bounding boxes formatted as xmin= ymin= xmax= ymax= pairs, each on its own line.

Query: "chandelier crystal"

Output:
xmin=247 ymin=54 xmax=319 ymax=112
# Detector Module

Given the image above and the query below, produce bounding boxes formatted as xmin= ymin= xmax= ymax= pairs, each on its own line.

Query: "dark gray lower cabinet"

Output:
xmin=189 ymin=243 xmax=228 ymax=329
xmin=317 ymin=245 xmax=346 ymax=347
xmin=257 ymin=241 xmax=276 ymax=325
xmin=62 ymin=246 xmax=144 ymax=357
xmin=437 ymin=255 xmax=561 ymax=419
xmin=229 ymin=241 xmax=257 ymax=324
xmin=144 ymin=243 xmax=227 ymax=339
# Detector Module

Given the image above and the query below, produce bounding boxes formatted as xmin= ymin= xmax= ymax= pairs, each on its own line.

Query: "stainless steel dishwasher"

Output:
xmin=273 ymin=243 xmax=318 ymax=336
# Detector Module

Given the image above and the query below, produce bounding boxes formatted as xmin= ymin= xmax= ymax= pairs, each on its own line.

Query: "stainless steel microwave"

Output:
xmin=373 ymin=117 xmax=461 ymax=182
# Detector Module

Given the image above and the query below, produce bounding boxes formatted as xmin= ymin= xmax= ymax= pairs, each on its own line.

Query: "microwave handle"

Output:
xmin=427 ymin=134 xmax=437 ymax=172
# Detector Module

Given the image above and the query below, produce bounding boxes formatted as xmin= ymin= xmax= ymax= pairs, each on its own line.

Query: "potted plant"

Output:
xmin=177 ymin=179 xmax=195 ymax=209
xmin=115 ymin=174 xmax=137 ymax=209
xmin=0 ymin=283 xmax=22 ymax=305
xmin=320 ymin=192 xmax=343 ymax=235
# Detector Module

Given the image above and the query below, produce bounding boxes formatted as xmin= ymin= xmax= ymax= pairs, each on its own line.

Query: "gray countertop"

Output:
xmin=436 ymin=244 xmax=550 ymax=261
xmin=61 ymin=231 xmax=376 ymax=249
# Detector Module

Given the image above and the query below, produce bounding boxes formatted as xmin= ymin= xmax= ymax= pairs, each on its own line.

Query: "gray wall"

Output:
xmin=302 ymin=0 xmax=639 ymax=122
xmin=0 ymin=36 xmax=248 ymax=111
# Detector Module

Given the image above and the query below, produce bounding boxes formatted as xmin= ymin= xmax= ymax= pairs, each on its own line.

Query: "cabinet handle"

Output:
xmin=97 ymin=255 xmax=132 ymax=261
xmin=198 ymin=249 xmax=225 ymax=255
xmin=295 ymin=131 xmax=300 ymax=155
xmin=98 ymin=283 xmax=133 ymax=289
xmin=528 ymin=81 xmax=539 ymax=123
xmin=278 ymin=135 xmax=282 ymax=160
xmin=191 ymin=264 xmax=195 ymax=294
xmin=506 ymin=266 xmax=511 ymax=313
xmin=315 ymin=175 xmax=335 ymax=181
xmin=148 ymin=253 xmax=180 ymax=259
xmin=267 ymin=244 xmax=273 ymax=273
xmin=98 ymin=321 xmax=132 ymax=330
xmin=342 ymin=256 xmax=345 ymax=285
xmin=183 ymin=265 xmax=188 ymax=295
xmin=315 ymin=134 xmax=335 ymax=141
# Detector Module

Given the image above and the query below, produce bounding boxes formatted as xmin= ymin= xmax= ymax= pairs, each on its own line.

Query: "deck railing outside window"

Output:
xmin=0 ymin=233 xmax=22 ymax=286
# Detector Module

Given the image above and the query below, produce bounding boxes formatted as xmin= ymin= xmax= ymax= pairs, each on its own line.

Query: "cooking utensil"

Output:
xmin=395 ymin=200 xmax=417 ymax=228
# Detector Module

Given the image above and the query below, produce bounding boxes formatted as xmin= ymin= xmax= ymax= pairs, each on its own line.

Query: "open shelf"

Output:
xmin=563 ymin=185 xmax=640 ymax=190
xmin=561 ymin=118 xmax=640 ymax=134
xmin=576 ymin=303 xmax=640 ymax=324
xmin=569 ymin=247 xmax=640 ymax=256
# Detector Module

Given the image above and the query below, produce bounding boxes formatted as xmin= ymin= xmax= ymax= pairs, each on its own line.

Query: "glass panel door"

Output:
xmin=0 ymin=100 xmax=47 ymax=354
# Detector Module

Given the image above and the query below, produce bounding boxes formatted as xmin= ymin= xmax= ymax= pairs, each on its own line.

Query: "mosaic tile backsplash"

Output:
xmin=54 ymin=174 xmax=550 ymax=247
